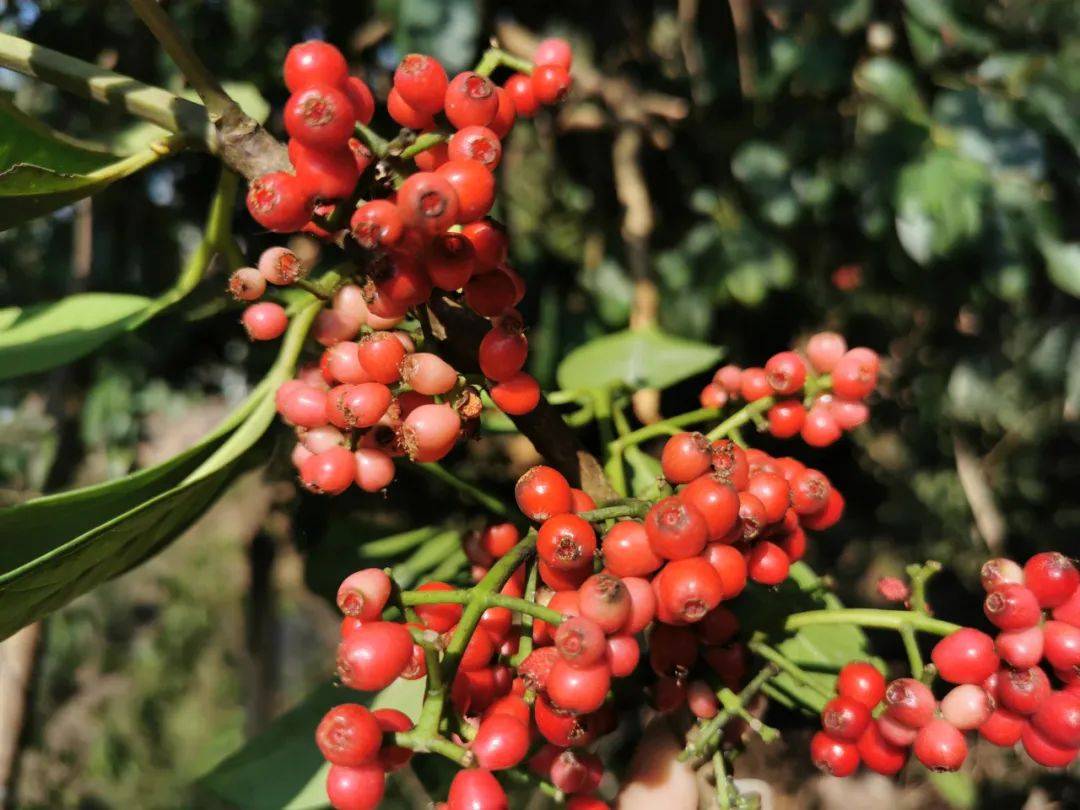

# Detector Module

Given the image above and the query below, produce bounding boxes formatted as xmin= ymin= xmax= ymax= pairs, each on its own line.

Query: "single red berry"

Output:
xmin=387 ymin=87 xmax=433 ymax=129
xmin=801 ymin=405 xmax=842 ymax=447
xmin=931 ymin=628 xmax=1000 ymax=684
xmin=533 ymin=694 xmax=591 ymax=747
xmin=997 ymin=666 xmax=1051 ymax=715
xmin=356 ymin=332 xmax=406 ymax=384
xmin=620 ymin=576 xmax=658 ymax=634
xmin=984 ymin=584 xmax=1042 ymax=631
xmin=836 ymin=662 xmax=886 ymax=709
xmin=396 ymin=171 xmax=460 ymax=234
xmin=413 ymin=582 xmax=463 ymax=632
xmin=316 ymin=704 xmax=382 ymax=767
xmin=534 ymin=37 xmax=573 ymax=70
xmin=448 ymin=125 xmax=503 ymax=170
xmin=531 ymin=64 xmax=572 ymax=105
xmin=453 ymin=622 xmax=496 ymax=671
xmin=351 ymin=200 xmax=404 ymax=249
xmin=399 ymin=352 xmax=458 ymax=396
xmin=884 ymin=677 xmax=936 ymax=729
xmin=739 ymin=367 xmax=771 ymax=401
xmin=578 ymin=573 xmax=631 ymax=634
xmin=393 ymin=54 xmax=448 ymax=115
xmin=284 ymin=84 xmax=354 ymax=150
xmin=877 ymin=713 xmax=919 ymax=747
xmin=276 ymin=381 xmax=329 ymax=428
xmin=437 ymin=159 xmax=496 ymax=223
xmin=644 ymin=496 xmax=708 ymax=560
xmin=504 ymin=73 xmax=538 ymax=117
xmin=490 ymin=372 xmax=541 ymax=415
xmin=655 ymin=557 xmax=724 ymax=623
xmin=1021 ymin=722 xmax=1080 ymax=768
xmin=344 ymin=77 xmax=374 ymax=125
xmin=1044 ymin=620 xmax=1080 ymax=672
xmin=736 ymin=492 xmax=767 ymax=542
xmin=747 ymin=541 xmax=791 ymax=586
xmin=800 ymin=487 xmax=845 ymax=531
xmin=284 ymin=41 xmax=349 ymax=92
xmin=1031 ymin=690 xmax=1080 ymax=749
xmin=679 ymin=476 xmax=739 ymax=542
xmin=601 ymin=521 xmax=662 ymax=577
xmin=1054 ymin=584 xmax=1080 ymax=626
xmin=746 ymin=472 xmax=791 ymax=524
xmin=806 ymin=332 xmax=848 ymax=374
xmin=480 ymin=523 xmax=520 ymax=560
xmin=519 ymin=646 xmax=561 ymax=692
xmin=700 ymin=383 xmax=728 ymax=409
xmin=701 ymin=543 xmax=748 ymax=600
xmin=464 ymin=269 xmax=517 ymax=317
xmin=354 ymin=448 xmax=395 ymax=492
xmin=767 ymin=400 xmax=806 ymax=438
xmin=299 ymin=446 xmax=355 ymax=495
xmin=996 ymin=625 xmax=1045 ymax=669
xmin=445 ymin=71 xmax=499 ymax=128
xmin=913 ymin=719 xmax=967 ymax=772
xmin=461 ymin=218 xmax=508 ymax=272
xmin=538 ymin=559 xmax=591 ymax=591
xmin=447 ymin=768 xmax=508 ymax=810
xmin=516 ymin=465 xmax=573 ymax=521
xmin=336 ymin=621 xmax=413 ymax=691
xmin=488 ymin=86 xmax=516 ymax=138
xmin=822 ymin=695 xmax=872 ymax=742
xmin=765 ymin=351 xmax=808 ymax=395
xmin=978 ymin=706 xmax=1026 ymax=747
xmin=479 ymin=323 xmax=528 ymax=382
xmin=790 ymin=468 xmax=832 ymax=516
xmin=661 ymin=432 xmax=713 ymax=484
xmin=810 ymin=731 xmax=859 ymax=777
xmin=538 ymin=513 xmax=597 ymax=570
xmin=1023 ymin=552 xmax=1080 ymax=608
xmin=857 ymin=721 xmax=908 ymax=775
xmin=471 ymin=713 xmax=529 ymax=771
xmin=831 ymin=347 xmax=880 ymax=400
xmin=325 ymin=762 xmax=385 ymax=810
xmin=547 ymin=659 xmax=611 ymax=714
xmin=228 ymin=266 xmax=266 ymax=301
xmin=289 ymin=140 xmax=358 ymax=201
xmin=325 ymin=383 xmax=393 ymax=430
xmin=425 ymin=231 xmax=476 ymax=290
xmin=606 ymin=634 xmax=640 ymax=677
xmin=246 ymin=172 xmax=312 ymax=232
xmin=980 ymin=557 xmax=1025 ymax=592
xmin=336 ymin=568 xmax=392 ymax=619
xmin=555 ymin=616 xmax=608 ymax=668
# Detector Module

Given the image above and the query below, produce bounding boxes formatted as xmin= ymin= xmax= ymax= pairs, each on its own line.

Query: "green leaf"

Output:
xmin=731 ymin=563 xmax=878 ymax=711
xmin=0 ymin=97 xmax=165 ymax=230
xmin=199 ymin=678 xmax=424 ymax=810
xmin=556 ymin=327 xmax=723 ymax=393
xmin=854 ymin=57 xmax=930 ymax=124
xmin=928 ymin=771 xmax=977 ymax=809
xmin=1040 ymin=237 xmax=1080 ymax=298
xmin=0 ymin=293 xmax=152 ymax=380
xmin=0 ymin=301 xmax=321 ymax=640
xmin=395 ymin=0 xmax=480 ymax=74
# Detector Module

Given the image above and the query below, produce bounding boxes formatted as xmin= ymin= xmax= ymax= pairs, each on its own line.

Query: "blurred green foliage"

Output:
xmin=1 ymin=0 xmax=1079 ymax=806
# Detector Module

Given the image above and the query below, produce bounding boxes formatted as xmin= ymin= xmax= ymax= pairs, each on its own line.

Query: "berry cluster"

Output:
xmin=234 ymin=39 xmax=575 ymax=497
xmin=812 ymin=552 xmax=1080 ymax=778
xmin=699 ymin=333 xmax=879 ymax=447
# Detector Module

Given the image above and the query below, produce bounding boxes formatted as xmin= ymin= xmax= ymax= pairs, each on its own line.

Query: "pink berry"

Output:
xmin=399 ymin=352 xmax=459 ymax=395
xmin=326 ymin=341 xmax=372 ymax=384
xmin=258 ymin=246 xmax=304 ymax=285
xmin=242 ymin=302 xmax=288 ymax=340
xmin=299 ymin=446 xmax=355 ymax=495
xmin=401 ymin=403 xmax=461 ymax=462
xmin=354 ymin=448 xmax=396 ymax=492
xmin=336 ymin=569 xmax=392 ymax=619
xmin=940 ymin=684 xmax=994 ymax=730
xmin=228 ymin=267 xmax=266 ymax=301
xmin=806 ymin=332 xmax=847 ymax=373
xmin=276 ymin=381 xmax=330 ymax=428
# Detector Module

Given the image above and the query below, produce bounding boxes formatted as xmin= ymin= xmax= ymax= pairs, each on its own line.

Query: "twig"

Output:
xmin=953 ymin=434 xmax=1006 ymax=553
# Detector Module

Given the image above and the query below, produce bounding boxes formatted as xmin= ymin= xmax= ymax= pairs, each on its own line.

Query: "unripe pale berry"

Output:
xmin=242 ymin=302 xmax=288 ymax=340
xmin=354 ymin=448 xmax=395 ymax=492
xmin=336 ymin=568 xmax=392 ymax=619
xmin=399 ymin=352 xmax=458 ymax=395
xmin=400 ymin=402 xmax=461 ymax=462
xmin=229 ymin=267 xmax=266 ymax=301
xmin=940 ymin=684 xmax=994 ymax=730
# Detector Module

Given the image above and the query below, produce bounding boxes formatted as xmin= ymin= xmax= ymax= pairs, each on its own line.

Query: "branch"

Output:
xmin=428 ymin=295 xmax=617 ymax=503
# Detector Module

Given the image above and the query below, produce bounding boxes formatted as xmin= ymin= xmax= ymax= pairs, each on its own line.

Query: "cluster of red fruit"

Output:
xmin=233 ymin=38 xmax=578 ymax=496
xmin=699 ymin=332 xmax=879 ymax=447
xmin=812 ymin=552 xmax=1080 ymax=778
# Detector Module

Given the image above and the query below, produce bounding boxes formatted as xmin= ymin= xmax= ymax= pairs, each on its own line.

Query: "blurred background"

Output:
xmin=1 ymin=0 xmax=1078 ymax=807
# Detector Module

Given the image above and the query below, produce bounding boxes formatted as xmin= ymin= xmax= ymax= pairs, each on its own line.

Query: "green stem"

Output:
xmin=713 ymin=751 xmax=733 ymax=810
xmin=747 ymin=640 xmax=833 ymax=700
xmin=611 ymin=407 xmax=722 ymax=452
xmin=357 ymin=526 xmax=443 ymax=559
xmin=354 ymin=122 xmax=390 ymax=159
xmin=577 ymin=500 xmax=651 ymax=522
xmin=680 ymin=665 xmax=778 ymax=763
xmin=398 ymin=130 xmax=450 ymax=160
xmin=393 ymin=730 xmax=472 ymax=766
xmin=705 ymin=398 xmax=774 ymax=441
xmin=510 ymin=562 xmax=540 ymax=667
xmin=412 ymin=462 xmax=510 ymax=517
xmin=474 ymin=47 xmax=534 ymax=78
xmin=400 ymin=589 xmax=562 ymax=626
xmin=127 ymin=0 xmax=233 ymax=117
xmin=900 ymin=622 xmax=924 ymax=679
xmin=906 ymin=560 xmax=942 ymax=615
xmin=0 ymin=31 xmax=210 ymax=141
xmin=785 ymin=608 xmax=961 ymax=637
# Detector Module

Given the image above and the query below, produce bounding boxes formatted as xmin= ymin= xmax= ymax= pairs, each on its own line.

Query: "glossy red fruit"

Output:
xmin=413 ymin=582 xmax=463 ymax=632
xmin=538 ymin=513 xmax=597 ymax=570
xmin=806 ymin=332 xmax=847 ymax=373
xmin=978 ymin=706 xmax=1025 ymax=746
xmin=445 ymin=71 xmax=499 ymax=129
xmin=765 ymin=351 xmax=807 ymax=395
xmin=393 ymin=54 xmax=449 ymax=114
xmin=1021 ymin=723 xmax=1079 ymax=768
xmin=504 ymin=73 xmax=538 ymax=117
xmin=940 ymin=684 xmax=994 ymax=730
xmin=284 ymin=41 xmax=349 ymax=92
xmin=247 ymin=172 xmax=312 ymax=232
xmin=534 ymin=694 xmax=592 ymax=747
xmin=1044 ymin=620 xmax=1080 ymax=671
xmin=336 ymin=621 xmax=413 ymax=691
xmin=1031 ymin=690 xmax=1080 ymax=748
xmin=913 ymin=719 xmax=967 ymax=772
xmin=325 ymin=762 xmax=385 ymax=810
xmin=747 ymin=541 xmax=791 ymax=586
xmin=285 ymin=84 xmax=355 ymax=149
xmin=290 ymin=141 xmax=359 ymax=201
xmin=931 ymin=628 xmax=1000 ymax=684
xmin=655 ymin=557 xmax=724 ymax=623
xmin=822 ymin=695 xmax=872 ymax=742
xmin=479 ymin=324 xmax=528 ymax=382
xmin=351 ymin=200 xmax=404 ymax=249
xmin=679 ymin=476 xmax=739 ymax=542
xmin=606 ymin=634 xmax=640 ymax=677
xmin=831 ymin=347 xmax=880 ymax=400
xmin=601 ymin=521 xmax=663 ymax=577
xmin=767 ymin=400 xmax=806 ymax=438
xmin=644 ymin=496 xmax=708 ymax=560
xmin=299 ymin=446 xmax=356 ymax=495
xmin=396 ymin=171 xmax=459 ymax=234
xmin=746 ymin=472 xmax=791 ymax=524
xmin=836 ymin=662 xmax=886 ymax=709
xmin=516 ymin=465 xmax=574 ymax=521
xmin=810 ymin=731 xmax=859 ymax=777
xmin=578 ymin=573 xmax=631 ymax=634
xmin=547 ymin=659 xmax=611 ymax=714
xmin=488 ymin=87 xmax=516 ymax=138
xmin=996 ymin=625 xmax=1045 ymax=669
xmin=800 ymin=487 xmax=845 ymax=530
xmin=619 ymin=576 xmax=657 ymax=634
xmin=739 ymin=367 xmax=771 ymax=402
xmin=1024 ymin=552 xmax=1080 ymax=608
xmin=370 ymin=708 xmax=414 ymax=772
xmin=447 ymin=768 xmax=509 ymax=810
xmin=448 ymin=125 xmax=502 ymax=170
xmin=736 ymin=492 xmax=767 ymax=542
xmin=701 ymin=543 xmax=748 ymax=599
xmin=711 ymin=438 xmax=749 ymax=489
xmin=534 ymin=37 xmax=573 ymax=70
xmin=531 ymin=64 xmax=572 ymax=105
xmin=984 ymin=584 xmax=1042 ymax=631
xmin=555 ymin=616 xmax=608 ymax=668
xmin=857 ymin=720 xmax=908 ymax=775
xmin=316 ymin=704 xmax=382 ymax=767
xmin=437 ymin=159 xmax=496 ymax=223
xmin=464 ymin=269 xmax=516 ymax=316
xmin=425 ymin=231 xmax=475 ymax=290
xmin=1054 ymin=584 xmax=1080 ymax=627
xmin=490 ymin=372 xmax=541 ymax=415
xmin=997 ymin=666 xmax=1051 ymax=715
xmin=661 ymin=432 xmax=713 ymax=484
xmin=790 ymin=469 xmax=832 ymax=516
xmin=336 ymin=569 xmax=392 ymax=620
xmin=801 ymin=405 xmax=842 ymax=447
xmin=884 ymin=677 xmax=936 ymax=729
xmin=472 ymin=714 xmax=529 ymax=770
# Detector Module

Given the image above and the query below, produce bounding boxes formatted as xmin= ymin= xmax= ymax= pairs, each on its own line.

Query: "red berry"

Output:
xmin=447 ymin=768 xmax=508 ymax=810
xmin=739 ymin=367 xmax=771 ymax=401
xmin=396 ymin=171 xmax=460 ymax=234
xmin=806 ymin=332 xmax=847 ymax=374
xmin=445 ymin=71 xmax=499 ymax=129
xmin=1023 ymin=552 xmax=1080 ymax=608
xmin=336 ymin=569 xmax=391 ymax=619
xmin=462 ymin=218 xmax=508 ymax=272
xmin=601 ymin=521 xmax=662 ymax=577
xmin=534 ymin=38 xmax=573 ymax=70
xmin=437 ymin=159 xmax=496 ymax=223
xmin=1031 ymin=690 xmax=1080 ymax=749
xmin=765 ymin=351 xmax=807 ymax=395
xmin=767 ymin=400 xmax=806 ymax=438
xmin=980 ymin=557 xmax=1025 ymax=592
xmin=913 ymin=719 xmax=967 ymax=772
xmin=857 ymin=721 xmax=908 ymax=775
xmin=538 ymin=513 xmax=596 ymax=570
xmin=789 ymin=469 xmax=832 ymax=516
xmin=336 ymin=621 xmax=413 ymax=691
xmin=1044 ymin=620 xmax=1080 ymax=671
xmin=997 ymin=666 xmax=1051 ymax=715
xmin=995 ymin=625 xmax=1045 ymax=669
xmin=285 ymin=84 xmax=355 ymax=150
xmin=284 ymin=41 xmax=349 ymax=92
xmin=464 ymin=270 xmax=516 ymax=317
xmin=822 ymin=696 xmax=872 ymax=742
xmin=655 ymin=557 xmax=724 ymax=623
xmin=810 ymin=731 xmax=859 ymax=777
xmin=533 ymin=694 xmax=591 ymax=747
xmin=701 ymin=544 xmax=748 ymax=599
xmin=555 ymin=616 xmax=607 ymax=668
xmin=1021 ymin=723 xmax=1079 ymax=768
xmin=228 ymin=266 xmax=266 ymax=301
xmin=316 ymin=704 xmax=382 ymax=767
xmin=344 ymin=77 xmax=374 ymax=125
xmin=884 ymin=677 xmax=936 ymax=729
xmin=578 ymin=573 xmax=631 ymax=634
xmin=351 ymin=200 xmax=404 ymax=249
xmin=538 ymin=559 xmax=591 ymax=591
xmin=413 ymin=582 xmax=463 ymax=632
xmin=448 ymin=125 xmax=502 ymax=170
xmin=984 ymin=584 xmax=1042 ymax=631
xmin=736 ymin=492 xmax=767 ymax=541
xmin=490 ymin=372 xmax=541 ymax=415
xmin=299 ymin=446 xmax=356 ymax=495
xmin=699 ymin=383 xmax=728 ymax=409
xmin=387 ymin=87 xmax=433 ymax=129
xmin=661 ymin=432 xmax=713 ymax=484
xmin=746 ymin=472 xmax=790 ymax=524
xmin=710 ymin=439 xmax=749 ymax=490
xmin=276 ymin=381 xmax=329 ymax=428
xmin=247 ymin=172 xmax=312 ymax=232
xmin=325 ymin=763 xmax=385 ymax=810
xmin=831 ymin=347 xmax=879 ymax=400
xmin=747 ymin=541 xmax=791 ymax=586
xmin=393 ymin=54 xmax=448 ymax=114
xmin=679 ymin=476 xmax=739 ymax=542
xmin=836 ymin=662 xmax=886 ymax=709
xmin=978 ymin=706 xmax=1025 ymax=746
xmin=479 ymin=324 xmax=528 ymax=382
xmin=606 ymin=634 xmax=640 ymax=677
xmin=516 ymin=465 xmax=573 ymax=521
xmin=547 ymin=659 xmax=610 ymax=714
xmin=472 ymin=713 xmax=529 ymax=770
xmin=931 ymin=628 xmax=1000 ymax=684
xmin=801 ymin=405 xmax=842 ymax=447
xmin=644 ymin=496 xmax=708 ymax=560
xmin=531 ymin=64 xmax=572 ymax=105
xmin=619 ymin=576 xmax=658 ymax=634
xmin=504 ymin=73 xmax=538 ymax=117
xmin=800 ymin=487 xmax=845 ymax=530
xmin=877 ymin=713 xmax=918 ymax=747
xmin=1054 ymin=583 xmax=1080 ymax=626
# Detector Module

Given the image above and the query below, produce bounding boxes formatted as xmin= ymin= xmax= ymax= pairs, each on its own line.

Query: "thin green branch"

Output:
xmin=610 ymin=406 xmax=722 ymax=452
xmin=577 ymin=499 xmax=651 ymax=522
xmin=900 ymin=622 xmax=924 ymax=679
xmin=474 ymin=47 xmax=534 ymax=78
xmin=906 ymin=560 xmax=942 ymax=615
xmin=705 ymin=397 xmax=774 ymax=441
xmin=413 ymin=462 xmax=510 ymax=517
xmin=785 ymin=608 xmax=961 ymax=637
xmin=747 ymin=640 xmax=833 ymax=700
xmin=680 ymin=664 xmax=778 ymax=763
xmin=398 ymin=130 xmax=450 ymax=160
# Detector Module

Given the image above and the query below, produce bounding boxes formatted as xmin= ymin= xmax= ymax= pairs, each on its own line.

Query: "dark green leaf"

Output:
xmin=0 ymin=293 xmax=152 ymax=380
xmin=895 ymin=149 xmax=988 ymax=264
xmin=1040 ymin=238 xmax=1080 ymax=298
xmin=556 ymin=327 xmax=723 ymax=393
xmin=0 ymin=97 xmax=165 ymax=230
xmin=199 ymin=678 xmax=424 ymax=810
xmin=394 ymin=0 xmax=480 ymax=73
xmin=854 ymin=57 xmax=930 ymax=124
